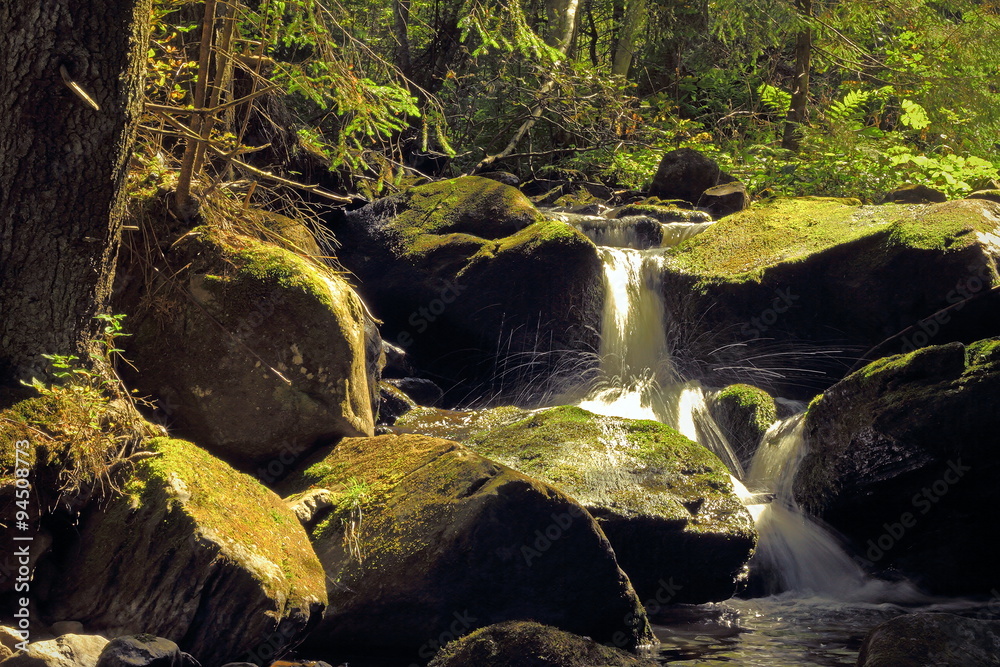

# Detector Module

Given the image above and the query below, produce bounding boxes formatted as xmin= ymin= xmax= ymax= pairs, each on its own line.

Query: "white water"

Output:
xmin=577 ymin=234 xmax=929 ymax=603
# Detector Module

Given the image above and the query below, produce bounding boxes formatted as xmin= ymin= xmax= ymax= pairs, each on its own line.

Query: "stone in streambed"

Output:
xmin=0 ymin=635 xmax=109 ymax=667
xmin=856 ymin=613 xmax=1000 ymax=667
xmin=427 ymin=621 xmax=658 ymax=667
xmin=661 ymin=197 xmax=1000 ymax=397
xmin=709 ymin=384 xmax=778 ymax=469
xmin=795 ymin=338 xmax=1000 ymax=595
xmin=464 ymin=406 xmax=757 ymax=603
xmin=278 ymin=433 xmax=653 ymax=654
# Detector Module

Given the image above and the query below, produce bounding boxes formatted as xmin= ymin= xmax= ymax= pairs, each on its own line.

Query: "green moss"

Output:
xmin=387 ymin=176 xmax=543 ymax=242
xmin=667 ymin=197 xmax=996 ymax=282
xmin=496 ymin=219 xmax=588 ymax=253
xmin=714 ymin=384 xmax=778 ymax=433
xmin=464 ymin=406 xmax=743 ymax=534
xmin=134 ymin=437 xmax=326 ymax=601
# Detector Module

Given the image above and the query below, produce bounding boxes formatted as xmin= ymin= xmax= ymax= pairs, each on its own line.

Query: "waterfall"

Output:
xmin=745 ymin=415 xmax=929 ymax=602
xmin=576 ymin=229 xmax=928 ymax=604
xmin=576 ymin=246 xmax=744 ymax=478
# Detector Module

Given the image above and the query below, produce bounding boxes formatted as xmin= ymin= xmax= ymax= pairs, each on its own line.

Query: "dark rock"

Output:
xmin=332 ymin=176 xmax=604 ymax=403
xmin=570 ymin=215 xmax=663 ymax=249
xmin=377 ymin=381 xmax=416 ymax=425
xmin=380 ymin=341 xmax=415 ymax=379
xmin=857 ymin=613 xmax=1000 ymax=666
xmin=385 ymin=377 xmax=444 ymax=407
xmin=427 ymin=621 xmax=658 ymax=667
xmin=709 ymin=384 xmax=778 ymax=469
xmin=795 ymin=339 xmax=1000 ymax=595
xmin=649 ymin=148 xmax=740 ymax=208
xmin=278 ymin=434 xmax=653 ymax=654
xmin=610 ymin=204 xmax=712 ymax=224
xmin=477 ymin=171 xmax=521 ymax=186
xmin=661 ymin=197 xmax=1000 ymax=398
xmin=701 ymin=181 xmax=749 ymax=218
xmin=464 ymin=406 xmax=757 ymax=603
xmin=37 ymin=438 xmax=326 ymax=665
xmin=881 ymin=184 xmax=948 ymax=204
xmin=968 ymin=189 xmax=1000 ymax=204
xmin=95 ymin=636 xmax=200 ymax=667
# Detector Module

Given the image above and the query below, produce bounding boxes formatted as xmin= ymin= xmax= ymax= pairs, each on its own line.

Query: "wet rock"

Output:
xmin=661 ymin=197 xmax=1000 ymax=398
xmin=709 ymin=384 xmax=778 ymax=469
xmin=1 ymin=635 xmax=109 ymax=667
xmin=701 ymin=181 xmax=749 ymax=218
xmin=37 ymin=438 xmax=326 ymax=665
xmin=278 ymin=433 xmax=653 ymax=654
xmin=117 ymin=227 xmax=374 ymax=471
xmin=286 ymin=488 xmax=335 ymax=527
xmin=380 ymin=341 xmax=415 ymax=379
xmin=427 ymin=621 xmax=658 ymax=667
xmin=795 ymin=339 xmax=1000 ymax=594
xmin=857 ymin=613 xmax=1000 ymax=666
xmin=385 ymin=377 xmax=444 ymax=407
xmin=477 ymin=171 xmax=521 ymax=186
xmin=94 ymin=636 xmax=199 ymax=667
xmin=376 ymin=381 xmax=416 ymax=425
xmin=392 ymin=405 xmax=528 ymax=441
xmin=333 ymin=176 xmax=604 ymax=403
xmin=610 ymin=203 xmax=712 ymax=224
xmin=880 ymin=184 xmax=948 ymax=204
xmin=465 ymin=406 xmax=757 ymax=603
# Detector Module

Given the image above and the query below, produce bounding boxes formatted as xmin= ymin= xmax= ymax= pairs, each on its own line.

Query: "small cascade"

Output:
xmin=552 ymin=210 xmax=714 ymax=249
xmin=745 ymin=415 xmax=928 ymax=602
xmin=576 ymin=244 xmax=744 ymax=478
xmin=660 ymin=221 xmax=714 ymax=247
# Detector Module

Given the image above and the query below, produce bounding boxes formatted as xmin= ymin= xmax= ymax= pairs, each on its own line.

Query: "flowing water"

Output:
xmin=569 ymin=221 xmax=991 ymax=665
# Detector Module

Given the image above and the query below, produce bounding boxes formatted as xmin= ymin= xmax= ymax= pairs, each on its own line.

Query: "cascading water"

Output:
xmin=573 ymin=218 xmax=924 ymax=600
xmin=574 ymin=245 xmax=745 ymax=476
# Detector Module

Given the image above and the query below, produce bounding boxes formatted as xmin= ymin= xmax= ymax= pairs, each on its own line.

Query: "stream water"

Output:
xmin=564 ymin=215 xmax=998 ymax=665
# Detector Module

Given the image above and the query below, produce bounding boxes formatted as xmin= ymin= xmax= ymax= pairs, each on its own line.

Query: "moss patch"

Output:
xmin=465 ymin=406 xmax=745 ymax=534
xmin=667 ymin=197 xmax=999 ymax=281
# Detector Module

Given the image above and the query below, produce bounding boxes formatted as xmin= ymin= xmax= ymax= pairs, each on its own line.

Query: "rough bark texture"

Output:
xmin=781 ymin=0 xmax=812 ymax=151
xmin=0 ymin=0 xmax=151 ymax=386
xmin=611 ymin=0 xmax=647 ymax=77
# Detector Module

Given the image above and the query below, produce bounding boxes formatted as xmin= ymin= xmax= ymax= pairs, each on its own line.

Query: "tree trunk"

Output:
xmin=394 ymin=0 xmax=413 ymax=79
xmin=782 ymin=0 xmax=812 ymax=151
xmin=544 ymin=0 xmax=582 ymax=52
xmin=611 ymin=0 xmax=648 ymax=77
xmin=0 ymin=0 xmax=151 ymax=387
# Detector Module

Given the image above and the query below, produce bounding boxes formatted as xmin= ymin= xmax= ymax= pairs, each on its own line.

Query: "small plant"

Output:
xmin=338 ymin=476 xmax=371 ymax=564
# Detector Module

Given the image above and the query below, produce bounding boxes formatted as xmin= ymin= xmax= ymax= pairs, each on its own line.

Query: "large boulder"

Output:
xmin=427 ymin=621 xmax=658 ymax=667
xmin=794 ymin=339 xmax=1000 ymax=594
xmin=36 ymin=437 xmax=327 ymax=666
xmin=464 ymin=406 xmax=757 ymax=603
xmin=857 ymin=613 xmax=1000 ymax=667
xmin=117 ymin=226 xmax=375 ymax=471
xmin=277 ymin=433 xmax=653 ymax=656
xmin=648 ymin=148 xmax=745 ymax=216
xmin=0 ymin=635 xmax=109 ymax=667
xmin=331 ymin=176 xmax=605 ymax=403
xmin=94 ymin=636 xmax=198 ymax=667
xmin=662 ymin=197 xmax=1000 ymax=397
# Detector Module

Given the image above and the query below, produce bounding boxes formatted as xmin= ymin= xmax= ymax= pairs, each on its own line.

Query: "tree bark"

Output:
xmin=544 ymin=0 xmax=582 ymax=52
xmin=0 ymin=0 xmax=151 ymax=386
xmin=394 ymin=0 xmax=413 ymax=79
xmin=611 ymin=0 xmax=648 ymax=77
xmin=782 ymin=0 xmax=812 ymax=151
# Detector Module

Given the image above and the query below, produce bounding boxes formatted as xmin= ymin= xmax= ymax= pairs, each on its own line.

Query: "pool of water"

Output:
xmin=648 ymin=594 xmax=996 ymax=666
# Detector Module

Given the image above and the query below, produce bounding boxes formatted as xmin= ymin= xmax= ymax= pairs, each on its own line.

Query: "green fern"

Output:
xmin=758 ymin=83 xmax=791 ymax=115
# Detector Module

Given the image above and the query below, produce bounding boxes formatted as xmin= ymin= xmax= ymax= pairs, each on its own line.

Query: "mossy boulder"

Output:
xmin=277 ymin=433 xmax=653 ymax=655
xmin=661 ymin=197 xmax=1000 ymax=397
xmin=332 ymin=176 xmax=604 ymax=403
xmin=464 ymin=406 xmax=757 ymax=603
xmin=709 ymin=384 xmax=778 ymax=468
xmin=36 ymin=438 xmax=326 ymax=666
xmin=427 ymin=621 xmax=658 ymax=667
xmin=392 ymin=405 xmax=529 ymax=441
xmin=795 ymin=338 xmax=1000 ymax=594
xmin=610 ymin=204 xmax=712 ymax=224
xmin=857 ymin=613 xmax=1000 ymax=667
xmin=117 ymin=228 xmax=375 ymax=472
